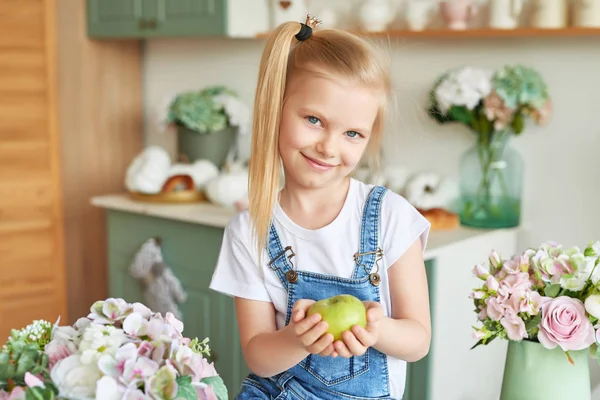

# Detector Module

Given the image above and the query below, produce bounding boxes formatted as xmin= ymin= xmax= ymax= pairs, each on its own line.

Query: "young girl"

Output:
xmin=209 ymin=15 xmax=431 ymax=400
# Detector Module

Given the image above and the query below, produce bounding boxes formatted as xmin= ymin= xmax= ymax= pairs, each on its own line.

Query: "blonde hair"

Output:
xmin=248 ymin=21 xmax=393 ymax=258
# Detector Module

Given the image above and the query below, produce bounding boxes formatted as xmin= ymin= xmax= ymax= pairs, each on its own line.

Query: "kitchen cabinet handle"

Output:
xmin=138 ymin=19 xmax=147 ymax=29
xmin=147 ymin=19 xmax=157 ymax=29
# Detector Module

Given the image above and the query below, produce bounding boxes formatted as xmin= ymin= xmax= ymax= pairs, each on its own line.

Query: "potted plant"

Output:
xmin=166 ymin=86 xmax=250 ymax=168
xmin=470 ymin=241 xmax=600 ymax=399
xmin=427 ymin=64 xmax=552 ymax=228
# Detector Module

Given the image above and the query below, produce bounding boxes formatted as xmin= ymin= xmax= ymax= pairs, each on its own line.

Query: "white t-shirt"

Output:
xmin=209 ymin=178 xmax=431 ymax=399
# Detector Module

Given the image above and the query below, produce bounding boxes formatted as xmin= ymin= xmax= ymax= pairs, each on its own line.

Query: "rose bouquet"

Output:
xmin=0 ymin=298 xmax=227 ymax=400
xmin=470 ymin=241 xmax=600 ymax=364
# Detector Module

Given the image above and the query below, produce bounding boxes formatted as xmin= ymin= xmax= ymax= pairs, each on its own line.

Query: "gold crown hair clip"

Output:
xmin=305 ymin=14 xmax=322 ymax=29
xmin=296 ymin=14 xmax=322 ymax=41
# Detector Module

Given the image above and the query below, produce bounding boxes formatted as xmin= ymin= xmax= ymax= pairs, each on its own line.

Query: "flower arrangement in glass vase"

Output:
xmin=427 ymin=65 xmax=552 ymax=229
xmin=0 ymin=298 xmax=227 ymax=400
xmin=470 ymin=241 xmax=600 ymax=400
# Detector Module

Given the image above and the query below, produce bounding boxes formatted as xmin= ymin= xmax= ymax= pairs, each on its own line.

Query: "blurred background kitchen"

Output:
xmin=1 ymin=0 xmax=599 ymax=399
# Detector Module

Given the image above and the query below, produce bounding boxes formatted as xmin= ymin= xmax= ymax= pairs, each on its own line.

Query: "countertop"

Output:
xmin=91 ymin=193 xmax=519 ymax=260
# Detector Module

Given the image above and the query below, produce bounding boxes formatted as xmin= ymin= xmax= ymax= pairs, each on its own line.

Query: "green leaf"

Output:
xmin=526 ymin=314 xmax=542 ymax=331
xmin=449 ymin=106 xmax=474 ymax=126
xmin=175 ymin=376 xmax=197 ymax=400
xmin=471 ymin=335 xmax=496 ymax=350
xmin=200 ymin=376 xmax=228 ymax=400
xmin=511 ymin=112 xmax=525 ymax=134
xmin=544 ymin=284 xmax=561 ymax=298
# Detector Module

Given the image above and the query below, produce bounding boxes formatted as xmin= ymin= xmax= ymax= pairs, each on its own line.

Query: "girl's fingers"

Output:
xmin=333 ymin=340 xmax=353 ymax=358
xmin=342 ymin=330 xmax=367 ymax=356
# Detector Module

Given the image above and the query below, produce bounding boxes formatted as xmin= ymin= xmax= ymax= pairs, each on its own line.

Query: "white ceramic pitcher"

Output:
xmin=489 ymin=0 xmax=523 ymax=29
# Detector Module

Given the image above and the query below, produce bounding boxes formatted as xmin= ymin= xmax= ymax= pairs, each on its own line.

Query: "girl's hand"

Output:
xmin=333 ymin=301 xmax=385 ymax=358
xmin=289 ymin=299 xmax=335 ymax=356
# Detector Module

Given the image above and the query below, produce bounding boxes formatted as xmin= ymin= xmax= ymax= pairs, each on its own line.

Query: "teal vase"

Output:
xmin=459 ymin=130 xmax=524 ymax=229
xmin=500 ymin=340 xmax=591 ymax=400
xmin=177 ymin=125 xmax=237 ymax=168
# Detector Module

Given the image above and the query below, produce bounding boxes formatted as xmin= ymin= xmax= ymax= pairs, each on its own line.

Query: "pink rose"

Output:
xmin=538 ymin=296 xmax=596 ymax=351
xmin=500 ymin=311 xmax=528 ymax=341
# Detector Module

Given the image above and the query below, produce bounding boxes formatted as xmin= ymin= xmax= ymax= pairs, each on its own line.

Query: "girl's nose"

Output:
xmin=315 ymin=132 xmax=336 ymax=158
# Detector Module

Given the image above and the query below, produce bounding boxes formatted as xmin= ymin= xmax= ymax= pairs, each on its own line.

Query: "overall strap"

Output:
xmin=266 ymin=223 xmax=296 ymax=291
xmin=352 ymin=185 xmax=388 ymax=281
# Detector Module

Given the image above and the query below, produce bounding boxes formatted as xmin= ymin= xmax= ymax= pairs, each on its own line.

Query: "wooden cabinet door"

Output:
xmin=0 ymin=0 xmax=67 ymax=339
xmin=86 ymin=0 xmax=146 ymax=38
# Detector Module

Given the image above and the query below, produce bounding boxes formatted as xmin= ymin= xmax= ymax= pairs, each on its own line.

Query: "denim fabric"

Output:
xmin=235 ymin=186 xmax=394 ymax=400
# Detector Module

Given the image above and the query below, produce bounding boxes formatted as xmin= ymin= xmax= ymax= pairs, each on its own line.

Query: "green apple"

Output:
xmin=307 ymin=294 xmax=367 ymax=341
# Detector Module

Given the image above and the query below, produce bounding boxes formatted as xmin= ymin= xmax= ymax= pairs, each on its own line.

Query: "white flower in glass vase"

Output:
xmin=433 ymin=66 xmax=493 ymax=113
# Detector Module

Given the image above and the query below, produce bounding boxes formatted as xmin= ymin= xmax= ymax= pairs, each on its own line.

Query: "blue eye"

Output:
xmin=346 ymin=131 xmax=361 ymax=138
xmin=307 ymin=116 xmax=321 ymax=125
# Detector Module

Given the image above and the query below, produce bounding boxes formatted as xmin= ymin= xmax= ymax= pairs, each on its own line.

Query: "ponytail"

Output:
xmin=248 ymin=22 xmax=303 ymax=261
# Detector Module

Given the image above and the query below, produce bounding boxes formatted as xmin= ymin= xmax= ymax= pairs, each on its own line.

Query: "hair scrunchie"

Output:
xmin=295 ymin=23 xmax=312 ymax=41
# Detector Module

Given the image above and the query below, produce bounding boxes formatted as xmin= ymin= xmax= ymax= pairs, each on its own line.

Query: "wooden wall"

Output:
xmin=56 ymin=0 xmax=143 ymax=322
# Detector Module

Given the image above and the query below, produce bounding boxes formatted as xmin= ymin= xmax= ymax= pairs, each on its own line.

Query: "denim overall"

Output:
xmin=235 ymin=186 xmax=395 ymax=400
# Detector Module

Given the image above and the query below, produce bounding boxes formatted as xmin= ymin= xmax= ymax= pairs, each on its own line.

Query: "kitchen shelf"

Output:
xmin=256 ymin=27 xmax=600 ymax=39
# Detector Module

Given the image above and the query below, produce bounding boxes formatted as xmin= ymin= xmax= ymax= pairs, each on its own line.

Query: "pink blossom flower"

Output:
xmin=489 ymin=250 xmax=502 ymax=269
xmin=470 ymin=290 xmax=486 ymax=300
xmin=194 ymin=383 xmax=218 ymax=400
xmin=538 ymin=296 xmax=596 ymax=351
xmin=509 ymin=290 xmax=544 ymax=316
xmin=24 ymin=372 xmax=45 ymax=389
xmin=0 ymin=388 xmax=25 ymax=400
xmin=498 ymin=272 xmax=532 ymax=297
xmin=138 ymin=341 xmax=154 ymax=358
xmin=477 ymin=307 xmax=488 ymax=321
xmin=485 ymin=275 xmax=499 ymax=292
xmin=472 ymin=263 xmax=489 ymax=280
xmin=45 ymin=340 xmax=75 ymax=369
xmin=500 ymin=311 xmax=528 ymax=341
xmin=486 ymin=297 xmax=506 ymax=321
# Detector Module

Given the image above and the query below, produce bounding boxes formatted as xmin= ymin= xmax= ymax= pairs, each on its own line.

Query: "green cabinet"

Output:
xmin=105 ymin=210 xmax=249 ymax=395
xmin=87 ymin=0 xmax=227 ymax=38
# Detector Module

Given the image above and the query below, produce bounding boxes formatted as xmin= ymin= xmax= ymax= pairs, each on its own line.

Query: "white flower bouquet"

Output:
xmin=0 ymin=298 xmax=227 ymax=400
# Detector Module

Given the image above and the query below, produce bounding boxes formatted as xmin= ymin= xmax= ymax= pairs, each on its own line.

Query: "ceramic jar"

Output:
xmin=439 ymin=0 xmax=477 ymax=30
xmin=489 ymin=0 xmax=524 ymax=29
xmin=359 ymin=0 xmax=396 ymax=32
xmin=405 ymin=0 xmax=435 ymax=31
xmin=574 ymin=0 xmax=600 ymax=27
xmin=530 ymin=0 xmax=568 ymax=28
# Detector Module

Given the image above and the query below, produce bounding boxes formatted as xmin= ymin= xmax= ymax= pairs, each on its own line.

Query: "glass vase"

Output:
xmin=500 ymin=340 xmax=591 ymax=400
xmin=459 ymin=130 xmax=524 ymax=229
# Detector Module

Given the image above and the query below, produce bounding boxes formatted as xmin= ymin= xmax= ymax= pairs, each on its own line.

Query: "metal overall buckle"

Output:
xmin=353 ymin=248 xmax=384 ymax=286
xmin=268 ymin=245 xmax=298 ymax=283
